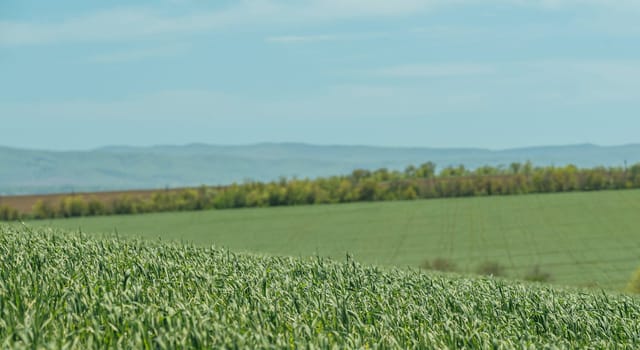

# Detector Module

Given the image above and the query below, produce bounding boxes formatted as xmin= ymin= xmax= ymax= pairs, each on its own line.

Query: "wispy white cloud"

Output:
xmin=371 ymin=59 xmax=640 ymax=80
xmin=513 ymin=60 xmax=640 ymax=104
xmin=372 ymin=63 xmax=497 ymax=78
xmin=295 ymin=0 xmax=437 ymax=19
xmin=0 ymin=0 xmax=438 ymax=46
xmin=3 ymin=59 xmax=640 ymax=126
xmin=266 ymin=31 xmax=390 ymax=44
xmin=515 ymin=0 xmax=640 ymax=10
xmin=266 ymin=35 xmax=340 ymax=44
xmin=90 ymin=44 xmax=189 ymax=63
xmin=5 ymin=0 xmax=637 ymax=47
xmin=0 ymin=84 xmax=487 ymax=126
xmin=363 ymin=59 xmax=640 ymax=106
xmin=0 ymin=6 xmax=243 ymax=46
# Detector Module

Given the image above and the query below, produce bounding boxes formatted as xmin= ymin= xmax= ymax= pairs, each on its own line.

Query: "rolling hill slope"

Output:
xmin=1 ymin=224 xmax=639 ymax=349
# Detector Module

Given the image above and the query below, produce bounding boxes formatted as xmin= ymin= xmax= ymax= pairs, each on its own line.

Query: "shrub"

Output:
xmin=151 ymin=192 xmax=175 ymax=212
xmin=111 ymin=196 xmax=137 ymax=215
xmin=0 ymin=205 xmax=20 ymax=221
xmin=475 ymin=261 xmax=505 ymax=277
xmin=58 ymin=196 xmax=88 ymax=218
xmin=580 ymin=281 xmax=600 ymax=289
xmin=626 ymin=267 xmax=640 ymax=294
xmin=402 ymin=186 xmax=418 ymax=200
xmin=87 ymin=198 xmax=107 ymax=216
xmin=523 ymin=265 xmax=552 ymax=283
xmin=422 ymin=257 xmax=457 ymax=272
xmin=32 ymin=200 xmax=57 ymax=219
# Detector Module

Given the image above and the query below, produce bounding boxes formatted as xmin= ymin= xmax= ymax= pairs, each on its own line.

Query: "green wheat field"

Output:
xmin=1 ymin=226 xmax=639 ymax=348
xmin=32 ymin=189 xmax=640 ymax=290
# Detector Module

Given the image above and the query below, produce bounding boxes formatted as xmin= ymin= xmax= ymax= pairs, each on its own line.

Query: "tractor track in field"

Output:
xmin=535 ymin=194 xmax=613 ymax=285
xmin=496 ymin=201 xmax=516 ymax=271
xmin=519 ymin=197 xmax=542 ymax=268
xmin=389 ymin=205 xmax=416 ymax=264
xmin=583 ymin=193 xmax=628 ymax=286
xmin=447 ymin=199 xmax=460 ymax=258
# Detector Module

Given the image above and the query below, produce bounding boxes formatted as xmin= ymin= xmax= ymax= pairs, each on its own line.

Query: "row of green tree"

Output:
xmin=2 ymin=161 xmax=639 ymax=221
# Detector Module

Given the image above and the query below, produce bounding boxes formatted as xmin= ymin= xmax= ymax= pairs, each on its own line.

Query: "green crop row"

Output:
xmin=1 ymin=224 xmax=639 ymax=349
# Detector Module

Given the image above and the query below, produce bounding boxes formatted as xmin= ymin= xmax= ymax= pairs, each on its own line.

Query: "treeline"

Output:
xmin=1 ymin=161 xmax=640 ymax=221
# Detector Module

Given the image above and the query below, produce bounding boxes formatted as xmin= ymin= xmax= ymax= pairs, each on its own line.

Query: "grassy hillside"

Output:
xmin=3 ymin=142 xmax=640 ymax=194
xmin=34 ymin=189 xmax=640 ymax=290
xmin=1 ymin=225 xmax=639 ymax=349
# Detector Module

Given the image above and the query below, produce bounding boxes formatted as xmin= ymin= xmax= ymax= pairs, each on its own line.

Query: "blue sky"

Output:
xmin=1 ymin=0 xmax=639 ymax=150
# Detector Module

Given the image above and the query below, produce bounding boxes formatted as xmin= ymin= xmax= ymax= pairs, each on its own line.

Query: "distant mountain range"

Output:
xmin=1 ymin=143 xmax=639 ymax=195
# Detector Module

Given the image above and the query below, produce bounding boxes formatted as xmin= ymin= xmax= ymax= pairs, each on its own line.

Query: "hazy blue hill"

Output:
xmin=1 ymin=143 xmax=639 ymax=195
